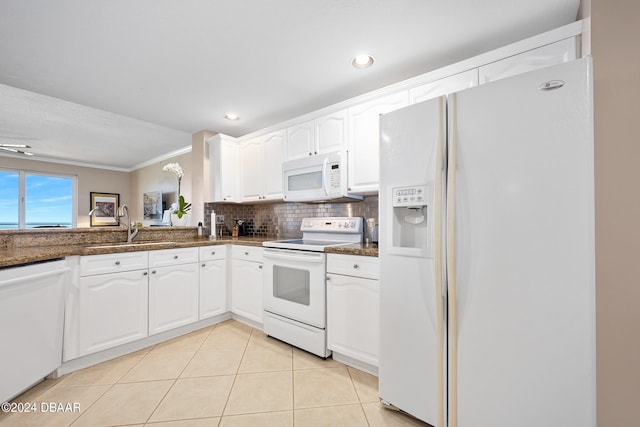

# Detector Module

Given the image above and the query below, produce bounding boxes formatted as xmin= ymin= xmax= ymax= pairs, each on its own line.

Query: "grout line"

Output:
xmin=216 ymin=321 xmax=253 ymax=423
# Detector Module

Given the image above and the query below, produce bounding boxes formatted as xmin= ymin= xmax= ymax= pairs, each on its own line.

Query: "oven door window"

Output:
xmin=273 ymin=265 xmax=310 ymax=306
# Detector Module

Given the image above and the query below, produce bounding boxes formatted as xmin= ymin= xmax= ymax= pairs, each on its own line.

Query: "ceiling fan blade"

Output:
xmin=0 ymin=143 xmax=31 ymax=148
xmin=0 ymin=146 xmax=34 ymax=155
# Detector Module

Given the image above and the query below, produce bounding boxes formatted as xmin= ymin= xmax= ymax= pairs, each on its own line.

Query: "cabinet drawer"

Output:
xmin=327 ymin=254 xmax=379 ymax=280
xmin=232 ymin=245 xmax=264 ymax=263
xmin=81 ymin=251 xmax=148 ymax=276
xmin=199 ymin=245 xmax=227 ymax=262
xmin=149 ymin=247 xmax=199 ymax=268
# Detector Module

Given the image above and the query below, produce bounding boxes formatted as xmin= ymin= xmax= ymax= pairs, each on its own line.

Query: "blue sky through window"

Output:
xmin=26 ymin=174 xmax=73 ymax=226
xmin=0 ymin=171 xmax=19 ymax=227
xmin=0 ymin=170 xmax=73 ymax=228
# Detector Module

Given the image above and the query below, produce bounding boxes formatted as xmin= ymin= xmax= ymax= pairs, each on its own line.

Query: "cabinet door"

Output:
xmin=209 ymin=135 xmax=240 ymax=202
xmin=78 ymin=270 xmax=148 ymax=356
xmin=479 ymin=38 xmax=577 ymax=84
xmin=287 ymin=121 xmax=314 ymax=160
xmin=410 ymin=69 xmax=479 ymax=104
xmin=231 ymin=259 xmax=263 ymax=324
xmin=199 ymin=259 xmax=227 ymax=319
xmin=348 ymin=91 xmax=409 ymax=194
xmin=149 ymin=263 xmax=199 ymax=335
xmin=315 ymin=109 xmax=347 ymax=155
xmin=262 ymin=130 xmax=285 ymax=200
xmin=240 ymin=138 xmax=264 ymax=202
xmin=327 ymin=273 xmax=380 ymax=367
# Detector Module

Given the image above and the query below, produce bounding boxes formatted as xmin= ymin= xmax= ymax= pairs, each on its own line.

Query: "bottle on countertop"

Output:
xmin=197 ymin=221 xmax=203 ymax=236
xmin=210 ymin=211 xmax=217 ymax=239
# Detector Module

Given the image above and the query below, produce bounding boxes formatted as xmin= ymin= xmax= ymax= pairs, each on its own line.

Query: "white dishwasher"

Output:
xmin=0 ymin=259 xmax=69 ymax=402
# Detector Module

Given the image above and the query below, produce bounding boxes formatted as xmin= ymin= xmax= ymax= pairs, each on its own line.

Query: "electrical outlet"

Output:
xmin=216 ymin=215 xmax=225 ymax=224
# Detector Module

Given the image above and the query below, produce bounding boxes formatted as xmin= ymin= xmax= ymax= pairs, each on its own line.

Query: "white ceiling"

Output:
xmin=0 ymin=0 xmax=580 ymax=171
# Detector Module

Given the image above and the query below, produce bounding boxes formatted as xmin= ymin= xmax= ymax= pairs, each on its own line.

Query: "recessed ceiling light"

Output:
xmin=225 ymin=113 xmax=239 ymax=121
xmin=352 ymin=54 xmax=375 ymax=69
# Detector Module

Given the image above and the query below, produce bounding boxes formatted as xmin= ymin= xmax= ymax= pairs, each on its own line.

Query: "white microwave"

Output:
xmin=282 ymin=151 xmax=363 ymax=202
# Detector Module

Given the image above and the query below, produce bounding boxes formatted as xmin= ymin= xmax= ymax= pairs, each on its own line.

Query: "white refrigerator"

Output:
xmin=378 ymin=58 xmax=595 ymax=427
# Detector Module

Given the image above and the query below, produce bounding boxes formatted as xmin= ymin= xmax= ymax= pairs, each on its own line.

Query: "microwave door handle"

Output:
xmin=322 ymin=157 xmax=330 ymax=196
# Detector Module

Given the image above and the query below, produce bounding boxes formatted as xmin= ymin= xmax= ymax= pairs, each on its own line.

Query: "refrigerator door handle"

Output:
xmin=446 ymin=92 xmax=459 ymax=427
xmin=434 ymin=96 xmax=446 ymax=427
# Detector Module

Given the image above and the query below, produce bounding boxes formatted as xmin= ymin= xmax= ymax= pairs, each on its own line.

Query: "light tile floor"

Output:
xmin=0 ymin=320 xmax=430 ymax=426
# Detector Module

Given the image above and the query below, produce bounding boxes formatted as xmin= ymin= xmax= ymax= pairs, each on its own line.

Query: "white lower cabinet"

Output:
xmin=327 ymin=254 xmax=380 ymax=368
xmin=231 ymin=246 xmax=264 ymax=324
xmin=74 ymin=252 xmax=149 ymax=358
xmin=149 ymin=248 xmax=199 ymax=335
xmin=199 ymin=246 xmax=227 ymax=319
xmin=78 ymin=269 xmax=149 ymax=356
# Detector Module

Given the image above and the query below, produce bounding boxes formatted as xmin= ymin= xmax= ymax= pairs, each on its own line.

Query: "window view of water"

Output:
xmin=0 ymin=170 xmax=75 ymax=229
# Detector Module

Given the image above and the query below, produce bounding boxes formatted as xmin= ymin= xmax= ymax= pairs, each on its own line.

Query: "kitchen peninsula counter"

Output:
xmin=0 ymin=226 xmax=378 ymax=268
xmin=0 ymin=227 xmax=270 ymax=268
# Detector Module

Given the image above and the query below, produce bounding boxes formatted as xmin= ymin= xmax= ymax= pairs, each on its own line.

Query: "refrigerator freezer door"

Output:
xmin=450 ymin=58 xmax=595 ymax=427
xmin=379 ymin=97 xmax=446 ymax=426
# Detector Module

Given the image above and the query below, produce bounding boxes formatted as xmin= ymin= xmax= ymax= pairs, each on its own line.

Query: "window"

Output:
xmin=0 ymin=169 xmax=77 ymax=228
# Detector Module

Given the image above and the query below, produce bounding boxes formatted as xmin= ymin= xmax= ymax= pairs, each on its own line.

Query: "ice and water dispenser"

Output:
xmin=389 ymin=184 xmax=431 ymax=257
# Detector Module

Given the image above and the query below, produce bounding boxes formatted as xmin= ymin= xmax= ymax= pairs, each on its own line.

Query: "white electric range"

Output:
xmin=262 ymin=217 xmax=363 ymax=357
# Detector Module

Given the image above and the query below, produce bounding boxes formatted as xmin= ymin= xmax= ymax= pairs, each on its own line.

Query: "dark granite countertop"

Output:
xmin=324 ymin=243 xmax=379 ymax=257
xmin=0 ymin=227 xmax=378 ymax=268
xmin=0 ymin=236 xmax=271 ymax=269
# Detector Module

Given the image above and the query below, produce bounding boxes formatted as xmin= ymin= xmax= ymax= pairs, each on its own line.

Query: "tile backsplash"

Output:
xmin=204 ymin=196 xmax=378 ymax=239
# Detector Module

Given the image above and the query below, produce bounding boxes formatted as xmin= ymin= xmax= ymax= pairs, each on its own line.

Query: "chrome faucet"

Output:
xmin=117 ymin=204 xmax=139 ymax=243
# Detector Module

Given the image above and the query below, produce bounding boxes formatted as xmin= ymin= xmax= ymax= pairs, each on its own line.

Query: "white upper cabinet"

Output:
xmin=286 ymin=110 xmax=347 ymax=161
xmin=316 ymin=109 xmax=348 ymax=154
xmin=240 ymin=130 xmax=285 ymax=202
xmin=209 ymin=134 xmax=240 ymax=202
xmin=240 ymin=137 xmax=263 ymax=201
xmin=410 ymin=69 xmax=479 ymax=104
xmin=263 ymin=131 xmax=285 ymax=200
xmin=479 ymin=38 xmax=577 ymax=84
xmin=287 ymin=121 xmax=315 ymax=160
xmin=347 ymin=90 xmax=409 ymax=194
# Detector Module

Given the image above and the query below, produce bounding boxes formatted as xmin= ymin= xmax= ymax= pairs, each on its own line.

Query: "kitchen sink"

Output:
xmin=87 ymin=241 xmax=176 ymax=249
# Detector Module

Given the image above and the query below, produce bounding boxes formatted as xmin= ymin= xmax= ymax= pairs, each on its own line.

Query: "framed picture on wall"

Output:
xmin=143 ymin=190 xmax=163 ymax=222
xmin=89 ymin=192 xmax=120 ymax=226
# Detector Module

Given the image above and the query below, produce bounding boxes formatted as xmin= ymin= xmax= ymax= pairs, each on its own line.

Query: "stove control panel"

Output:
xmin=300 ymin=217 xmax=363 ymax=233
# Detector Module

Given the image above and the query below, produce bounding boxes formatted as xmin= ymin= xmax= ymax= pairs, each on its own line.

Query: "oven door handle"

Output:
xmin=264 ymin=250 xmax=325 ymax=263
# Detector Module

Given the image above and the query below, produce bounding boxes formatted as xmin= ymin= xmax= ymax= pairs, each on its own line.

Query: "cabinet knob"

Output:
xmin=308 ymin=152 xmax=312 ymax=156
xmin=115 ymin=261 xmax=120 ymax=266
xmin=211 ymin=251 xmax=216 ymax=255
xmin=152 ymin=270 xmax=157 ymax=274
xmin=353 ymin=264 xmax=359 ymax=269
xmin=174 ymin=255 xmax=178 ymax=259
xmin=202 ymin=264 xmax=206 ymax=267
xmin=245 ymin=251 xmax=249 ymax=255
xmin=143 ymin=271 xmax=148 ymax=276
xmin=314 ymin=151 xmax=317 ymax=155
xmin=259 ymin=265 xmax=263 ymax=269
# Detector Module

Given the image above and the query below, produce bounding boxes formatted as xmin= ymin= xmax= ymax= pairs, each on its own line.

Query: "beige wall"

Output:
xmin=0 ymin=156 xmax=130 ymax=227
xmin=129 ymin=151 xmax=193 ymax=226
xmin=591 ymin=0 xmax=640 ymax=425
